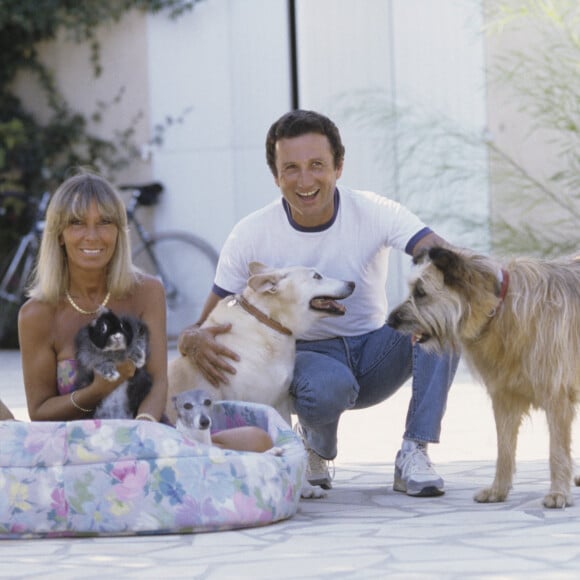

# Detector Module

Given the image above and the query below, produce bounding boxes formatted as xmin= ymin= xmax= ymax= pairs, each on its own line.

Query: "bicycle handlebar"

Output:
xmin=119 ymin=182 xmax=164 ymax=207
xmin=119 ymin=182 xmax=163 ymax=194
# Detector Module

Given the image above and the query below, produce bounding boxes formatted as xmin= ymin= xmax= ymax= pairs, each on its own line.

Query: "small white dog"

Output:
xmin=173 ymin=387 xmax=284 ymax=457
xmin=173 ymin=388 xmax=214 ymax=445
xmin=166 ymin=262 xmax=355 ymax=426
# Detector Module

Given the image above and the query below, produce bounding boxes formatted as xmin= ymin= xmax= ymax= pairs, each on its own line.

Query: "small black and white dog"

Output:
xmin=74 ymin=308 xmax=152 ymax=419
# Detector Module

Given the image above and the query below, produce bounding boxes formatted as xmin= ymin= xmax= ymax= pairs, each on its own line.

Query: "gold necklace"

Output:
xmin=65 ymin=289 xmax=111 ymax=315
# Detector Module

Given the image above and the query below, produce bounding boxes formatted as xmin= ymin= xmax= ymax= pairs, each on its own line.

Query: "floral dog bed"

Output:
xmin=0 ymin=402 xmax=306 ymax=538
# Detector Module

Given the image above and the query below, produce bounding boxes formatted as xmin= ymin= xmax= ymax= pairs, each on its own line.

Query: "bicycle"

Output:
xmin=0 ymin=191 xmax=50 ymax=347
xmin=0 ymin=182 xmax=219 ymax=347
xmin=120 ymin=182 xmax=219 ymax=342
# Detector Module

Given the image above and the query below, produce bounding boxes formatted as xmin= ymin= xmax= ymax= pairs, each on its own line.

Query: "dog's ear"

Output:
xmin=248 ymin=262 xmax=269 ymax=276
xmin=428 ymin=247 xmax=467 ymax=288
xmin=247 ymin=272 xmax=283 ymax=294
xmin=413 ymin=248 xmax=429 ymax=266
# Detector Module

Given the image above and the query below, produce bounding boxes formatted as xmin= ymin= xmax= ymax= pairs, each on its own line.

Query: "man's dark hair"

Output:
xmin=265 ymin=110 xmax=345 ymax=177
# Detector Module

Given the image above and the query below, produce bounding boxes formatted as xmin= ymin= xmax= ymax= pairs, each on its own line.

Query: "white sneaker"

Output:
xmin=393 ymin=440 xmax=444 ymax=497
xmin=306 ymin=448 xmax=333 ymax=489
xmin=294 ymin=423 xmax=333 ymax=489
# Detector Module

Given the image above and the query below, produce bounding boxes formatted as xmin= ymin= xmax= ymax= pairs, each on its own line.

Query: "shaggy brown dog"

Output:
xmin=388 ymin=246 xmax=580 ymax=508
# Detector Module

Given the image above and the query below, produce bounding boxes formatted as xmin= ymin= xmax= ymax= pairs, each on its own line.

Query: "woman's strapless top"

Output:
xmin=57 ymin=359 xmax=78 ymax=395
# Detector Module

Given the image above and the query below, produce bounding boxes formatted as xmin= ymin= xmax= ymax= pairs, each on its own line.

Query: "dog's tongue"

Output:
xmin=309 ymin=297 xmax=347 ymax=315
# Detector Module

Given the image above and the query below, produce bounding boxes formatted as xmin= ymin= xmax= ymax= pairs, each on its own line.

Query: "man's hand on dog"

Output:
xmin=178 ymin=323 xmax=240 ymax=386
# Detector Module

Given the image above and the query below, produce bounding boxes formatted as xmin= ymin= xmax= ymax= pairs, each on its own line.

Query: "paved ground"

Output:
xmin=1 ymin=348 xmax=580 ymax=579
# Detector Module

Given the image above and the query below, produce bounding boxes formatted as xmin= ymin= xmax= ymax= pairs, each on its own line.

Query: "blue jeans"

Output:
xmin=292 ymin=324 xmax=459 ymax=459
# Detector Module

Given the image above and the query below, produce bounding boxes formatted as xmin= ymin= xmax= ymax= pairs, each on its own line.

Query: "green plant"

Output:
xmin=0 ymin=0 xmax=199 ymax=195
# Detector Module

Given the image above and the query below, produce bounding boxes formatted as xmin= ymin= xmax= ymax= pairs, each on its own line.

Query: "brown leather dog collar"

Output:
xmin=488 ymin=268 xmax=510 ymax=318
xmin=498 ymin=268 xmax=510 ymax=302
xmin=228 ymin=294 xmax=292 ymax=336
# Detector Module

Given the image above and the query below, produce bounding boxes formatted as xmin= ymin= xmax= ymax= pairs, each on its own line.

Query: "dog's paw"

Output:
xmin=129 ymin=349 xmax=147 ymax=369
xmin=266 ymin=446 xmax=284 ymax=456
xmin=99 ymin=369 xmax=120 ymax=382
xmin=543 ymin=491 xmax=572 ymax=509
xmin=473 ymin=487 xmax=508 ymax=503
xmin=301 ymin=483 xmax=327 ymax=500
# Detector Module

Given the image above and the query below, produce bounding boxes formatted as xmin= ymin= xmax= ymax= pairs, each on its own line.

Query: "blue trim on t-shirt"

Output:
xmin=281 ymin=188 xmax=340 ymax=232
xmin=212 ymin=284 xmax=233 ymax=298
xmin=405 ymin=227 xmax=433 ymax=255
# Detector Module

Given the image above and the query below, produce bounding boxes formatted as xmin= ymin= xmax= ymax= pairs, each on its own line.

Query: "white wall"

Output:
xmin=146 ymin=0 xmax=292 ymax=253
xmin=145 ymin=0 xmax=488 ymax=307
xmin=294 ymin=0 xmax=488 ymax=306
xmin=18 ymin=0 xmax=488 ymax=308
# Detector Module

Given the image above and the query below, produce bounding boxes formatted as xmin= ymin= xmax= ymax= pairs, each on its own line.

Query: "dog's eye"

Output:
xmin=183 ymin=402 xmax=193 ymax=410
xmin=413 ymin=285 xmax=427 ymax=299
xmin=313 ymin=272 xmax=322 ymax=280
xmin=203 ymin=399 xmax=212 ymax=407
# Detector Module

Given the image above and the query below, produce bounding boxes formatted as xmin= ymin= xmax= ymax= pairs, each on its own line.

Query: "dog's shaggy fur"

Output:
xmin=388 ymin=246 xmax=580 ymax=508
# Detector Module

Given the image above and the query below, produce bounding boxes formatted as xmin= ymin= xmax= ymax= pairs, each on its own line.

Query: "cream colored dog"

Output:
xmin=166 ymin=262 xmax=355 ymax=427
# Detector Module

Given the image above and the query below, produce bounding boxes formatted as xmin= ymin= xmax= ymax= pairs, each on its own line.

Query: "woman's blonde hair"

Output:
xmin=28 ymin=171 xmax=138 ymax=304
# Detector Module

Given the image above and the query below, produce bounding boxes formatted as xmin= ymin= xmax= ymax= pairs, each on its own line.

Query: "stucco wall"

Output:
xmin=484 ymin=5 xmax=577 ymax=255
xmin=13 ymin=0 xmax=489 ymax=307
xmin=13 ymin=10 xmax=153 ymax=186
xmin=145 ymin=0 xmax=292 ymax=252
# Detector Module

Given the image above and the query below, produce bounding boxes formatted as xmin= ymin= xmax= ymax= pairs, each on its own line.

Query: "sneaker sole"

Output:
xmin=393 ymin=476 xmax=444 ymax=497
xmin=308 ymin=477 xmax=332 ymax=490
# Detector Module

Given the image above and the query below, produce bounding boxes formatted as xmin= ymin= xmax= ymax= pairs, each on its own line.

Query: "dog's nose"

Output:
xmin=200 ymin=416 xmax=211 ymax=429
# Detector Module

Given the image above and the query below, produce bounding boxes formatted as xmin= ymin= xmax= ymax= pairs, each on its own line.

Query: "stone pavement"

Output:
xmin=1 ymin=348 xmax=580 ymax=579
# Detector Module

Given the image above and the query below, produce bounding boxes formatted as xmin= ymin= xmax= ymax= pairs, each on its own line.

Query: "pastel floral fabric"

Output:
xmin=0 ymin=402 xmax=306 ymax=538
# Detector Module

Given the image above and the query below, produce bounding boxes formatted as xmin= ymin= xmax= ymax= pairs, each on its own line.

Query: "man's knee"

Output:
xmin=291 ymin=370 xmax=358 ymax=422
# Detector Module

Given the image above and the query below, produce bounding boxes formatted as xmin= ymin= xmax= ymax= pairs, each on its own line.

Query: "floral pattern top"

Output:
xmin=0 ymin=401 xmax=305 ymax=538
xmin=56 ymin=359 xmax=78 ymax=395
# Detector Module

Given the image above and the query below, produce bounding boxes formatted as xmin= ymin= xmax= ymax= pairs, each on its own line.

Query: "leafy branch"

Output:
xmin=0 ymin=0 xmax=199 ymax=194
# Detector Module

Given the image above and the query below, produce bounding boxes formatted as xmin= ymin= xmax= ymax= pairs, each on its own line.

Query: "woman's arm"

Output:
xmin=18 ymin=299 xmax=59 ymax=420
xmin=18 ymin=300 xmax=131 ymax=420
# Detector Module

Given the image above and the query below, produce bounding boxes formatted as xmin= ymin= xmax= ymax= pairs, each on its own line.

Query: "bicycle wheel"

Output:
xmin=132 ymin=231 xmax=219 ymax=343
xmin=0 ymin=301 xmax=20 ymax=347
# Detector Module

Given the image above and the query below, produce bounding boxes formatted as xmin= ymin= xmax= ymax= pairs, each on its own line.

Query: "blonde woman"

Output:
xmin=18 ymin=171 xmax=271 ymax=451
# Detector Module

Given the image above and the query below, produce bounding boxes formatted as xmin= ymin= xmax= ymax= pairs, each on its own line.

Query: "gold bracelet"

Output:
xmin=70 ymin=390 xmax=93 ymax=413
xmin=135 ymin=413 xmax=157 ymax=422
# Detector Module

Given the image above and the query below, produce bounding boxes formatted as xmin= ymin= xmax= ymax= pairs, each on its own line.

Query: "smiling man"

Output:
xmin=178 ymin=110 xmax=459 ymax=497
xmin=273 ymin=132 xmax=340 ymax=227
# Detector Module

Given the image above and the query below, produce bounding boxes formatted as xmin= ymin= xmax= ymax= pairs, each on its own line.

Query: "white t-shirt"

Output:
xmin=214 ymin=186 xmax=430 ymax=340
